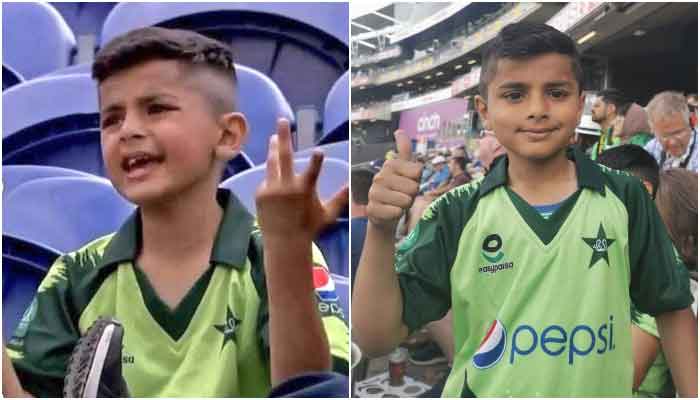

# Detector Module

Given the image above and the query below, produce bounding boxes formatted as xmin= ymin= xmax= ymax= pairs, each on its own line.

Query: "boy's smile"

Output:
xmin=99 ymin=60 xmax=225 ymax=205
xmin=477 ymin=53 xmax=584 ymax=163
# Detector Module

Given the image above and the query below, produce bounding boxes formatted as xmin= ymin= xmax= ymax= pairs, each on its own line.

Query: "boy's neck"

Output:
xmin=139 ymin=186 xmax=223 ymax=265
xmin=506 ymin=149 xmax=578 ymax=205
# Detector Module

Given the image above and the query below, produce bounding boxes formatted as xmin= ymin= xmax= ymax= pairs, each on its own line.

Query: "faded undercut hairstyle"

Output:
xmin=479 ymin=22 xmax=584 ymax=99
xmin=92 ymin=27 xmax=237 ymax=113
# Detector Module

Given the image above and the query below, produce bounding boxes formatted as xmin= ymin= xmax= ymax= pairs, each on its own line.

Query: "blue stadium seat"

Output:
xmin=2 ymin=73 xmax=255 ymax=177
xmin=3 ymin=165 xmax=99 ymax=201
xmin=100 ymin=3 xmax=348 ymax=115
xmin=3 ymin=177 xmax=135 ymax=254
xmin=319 ymin=71 xmax=349 ymax=145
xmin=2 ymin=2 xmax=76 ymax=79
xmin=3 ymin=234 xmax=60 ymax=340
xmin=2 ymin=64 xmax=24 ymax=91
xmin=296 ymin=141 xmax=349 ymax=163
xmin=219 ymin=157 xmax=348 ymax=215
xmin=317 ymin=219 xmax=349 ymax=277
xmin=331 ymin=273 xmax=350 ymax=323
xmin=43 ymin=62 xmax=91 ymax=78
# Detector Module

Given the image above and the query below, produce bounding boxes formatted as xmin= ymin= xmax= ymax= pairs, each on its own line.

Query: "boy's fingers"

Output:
xmin=266 ymin=134 xmax=280 ymax=180
xmin=277 ymin=118 xmax=294 ymax=179
xmin=304 ymin=151 xmax=324 ymax=188
xmin=323 ymin=185 xmax=349 ymax=223
xmin=394 ymin=129 xmax=413 ymax=162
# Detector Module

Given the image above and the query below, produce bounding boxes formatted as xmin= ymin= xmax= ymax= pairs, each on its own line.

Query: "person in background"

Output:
xmin=612 ymin=103 xmax=654 ymax=147
xmin=590 ymin=88 xmax=626 ymax=159
xmin=350 ymin=167 xmax=375 ymax=289
xmin=687 ymin=93 xmax=697 ymax=128
xmin=644 ymin=91 xmax=698 ymax=172
xmin=596 ymin=144 xmax=659 ymax=198
xmin=477 ymin=130 xmax=506 ymax=173
xmin=424 ymin=155 xmax=472 ymax=198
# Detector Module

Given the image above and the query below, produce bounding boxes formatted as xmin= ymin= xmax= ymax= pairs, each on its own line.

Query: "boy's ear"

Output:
xmin=216 ymin=112 xmax=248 ymax=161
xmin=576 ymin=92 xmax=586 ymax=126
xmin=475 ymin=95 xmax=490 ymax=130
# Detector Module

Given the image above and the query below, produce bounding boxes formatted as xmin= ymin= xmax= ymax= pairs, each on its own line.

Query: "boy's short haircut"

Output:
xmin=479 ymin=22 xmax=584 ymax=99
xmin=351 ymin=167 xmax=374 ymax=205
xmin=92 ymin=27 xmax=237 ymax=113
xmin=598 ymin=88 xmax=630 ymax=116
xmin=597 ymin=144 xmax=660 ymax=197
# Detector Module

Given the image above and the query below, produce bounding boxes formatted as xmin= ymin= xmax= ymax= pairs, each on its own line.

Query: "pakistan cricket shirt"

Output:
xmin=8 ymin=189 xmax=349 ymax=397
xmin=395 ymin=147 xmax=692 ymax=397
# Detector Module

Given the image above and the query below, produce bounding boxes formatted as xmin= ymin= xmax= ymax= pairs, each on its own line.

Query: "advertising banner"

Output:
xmin=398 ymin=98 xmax=468 ymax=139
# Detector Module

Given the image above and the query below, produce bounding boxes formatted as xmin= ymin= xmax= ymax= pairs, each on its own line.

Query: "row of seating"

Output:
xmin=3 ymin=69 xmax=348 ymax=173
xmin=3 ymin=159 xmax=350 ymax=340
xmin=2 ymin=2 xmax=348 ymax=117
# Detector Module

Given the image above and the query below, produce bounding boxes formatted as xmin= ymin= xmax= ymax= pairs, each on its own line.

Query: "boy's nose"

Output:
xmin=119 ymin=115 xmax=146 ymax=141
xmin=527 ymin=95 xmax=550 ymax=121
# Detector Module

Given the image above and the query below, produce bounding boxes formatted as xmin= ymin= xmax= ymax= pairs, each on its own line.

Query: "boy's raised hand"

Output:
xmin=255 ymin=119 xmax=349 ymax=240
xmin=366 ymin=129 xmax=422 ymax=234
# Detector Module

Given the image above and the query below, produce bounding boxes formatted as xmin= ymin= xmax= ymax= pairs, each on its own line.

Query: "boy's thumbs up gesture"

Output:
xmin=367 ymin=129 xmax=422 ymax=234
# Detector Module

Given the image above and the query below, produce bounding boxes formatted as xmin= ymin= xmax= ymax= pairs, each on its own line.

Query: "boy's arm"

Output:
xmin=3 ymin=347 xmax=33 ymax=398
xmin=631 ymin=325 xmax=659 ymax=391
xmin=352 ymin=130 xmax=422 ymax=357
xmin=255 ymin=119 xmax=348 ymax=386
xmin=655 ymin=308 xmax=697 ymax=397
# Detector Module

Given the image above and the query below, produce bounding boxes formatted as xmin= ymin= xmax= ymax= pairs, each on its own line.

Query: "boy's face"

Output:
xmin=476 ymin=53 xmax=584 ymax=163
xmin=98 ymin=60 xmax=242 ymax=205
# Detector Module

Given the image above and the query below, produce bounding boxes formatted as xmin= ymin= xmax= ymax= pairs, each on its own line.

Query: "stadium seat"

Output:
xmin=3 ymin=235 xmax=60 ymax=340
xmin=2 ymin=64 xmax=24 ymax=91
xmin=318 ymin=71 xmax=349 ymax=145
xmin=3 ymin=177 xmax=135 ymax=254
xmin=2 ymin=73 xmax=255 ymax=178
xmin=296 ymin=141 xmax=349 ymax=163
xmin=331 ymin=273 xmax=350 ymax=323
xmin=3 ymin=165 xmax=99 ymax=201
xmin=99 ymin=3 xmax=348 ymax=114
xmin=219 ymin=157 xmax=348 ymax=215
xmin=2 ymin=2 xmax=77 ymax=79
xmin=43 ymin=62 xmax=91 ymax=78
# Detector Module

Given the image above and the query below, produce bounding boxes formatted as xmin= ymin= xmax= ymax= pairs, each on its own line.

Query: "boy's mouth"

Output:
xmin=518 ymin=127 xmax=558 ymax=139
xmin=121 ymin=152 xmax=165 ymax=178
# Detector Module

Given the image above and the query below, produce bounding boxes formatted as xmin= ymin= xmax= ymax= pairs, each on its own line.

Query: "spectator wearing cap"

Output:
xmin=644 ymin=91 xmax=698 ymax=172
xmin=421 ymin=155 xmax=450 ymax=193
xmin=611 ymin=103 xmax=654 ymax=147
xmin=590 ymin=89 xmax=626 ymax=160
xmin=425 ymin=155 xmax=472 ymax=198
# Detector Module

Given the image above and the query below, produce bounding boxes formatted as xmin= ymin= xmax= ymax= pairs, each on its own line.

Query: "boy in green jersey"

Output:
xmin=353 ymin=22 xmax=697 ymax=397
xmin=2 ymin=27 xmax=349 ymax=397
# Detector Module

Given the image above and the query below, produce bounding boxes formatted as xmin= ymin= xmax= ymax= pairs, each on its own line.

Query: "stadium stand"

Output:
xmin=296 ymin=141 xmax=349 ymax=163
xmin=2 ymin=64 xmax=24 ymax=91
xmin=319 ymin=71 xmax=349 ymax=145
xmin=2 ymin=2 xmax=77 ymax=80
xmin=3 ymin=177 xmax=135 ymax=254
xmin=3 ymin=165 xmax=98 ymax=201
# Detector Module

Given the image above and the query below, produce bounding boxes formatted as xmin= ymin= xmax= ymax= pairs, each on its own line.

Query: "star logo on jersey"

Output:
xmin=214 ymin=306 xmax=240 ymax=350
xmin=582 ymin=223 xmax=616 ymax=268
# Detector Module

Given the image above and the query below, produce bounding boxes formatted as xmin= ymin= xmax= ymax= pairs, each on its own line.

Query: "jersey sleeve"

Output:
xmin=396 ymin=188 xmax=475 ymax=333
xmin=626 ymin=179 xmax=693 ymax=315
xmin=251 ymin=236 xmax=349 ymax=375
xmin=6 ymin=256 xmax=81 ymax=397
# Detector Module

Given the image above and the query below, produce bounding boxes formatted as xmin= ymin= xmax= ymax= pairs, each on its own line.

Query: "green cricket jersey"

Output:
xmin=7 ymin=189 xmax=349 ymax=397
xmin=396 ymin=147 xmax=692 ymax=397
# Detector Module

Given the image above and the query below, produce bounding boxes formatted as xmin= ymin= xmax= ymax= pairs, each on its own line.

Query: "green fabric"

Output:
xmin=395 ymin=148 xmax=692 ymax=397
xmin=8 ymin=189 xmax=349 ymax=397
xmin=627 ymin=132 xmax=653 ymax=147
xmin=590 ymin=127 xmax=621 ymax=160
xmin=633 ymin=313 xmax=675 ymax=397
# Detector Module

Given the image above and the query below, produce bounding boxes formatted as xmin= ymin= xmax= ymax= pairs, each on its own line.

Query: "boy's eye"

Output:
xmin=147 ymin=104 xmax=174 ymax=114
xmin=101 ymin=115 xmax=122 ymax=129
xmin=549 ymin=89 xmax=569 ymax=99
xmin=503 ymin=92 xmax=523 ymax=102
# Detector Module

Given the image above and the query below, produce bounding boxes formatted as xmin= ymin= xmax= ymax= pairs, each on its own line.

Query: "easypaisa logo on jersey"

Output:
xmin=472 ymin=315 xmax=617 ymax=369
xmin=478 ymin=234 xmax=514 ymax=274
